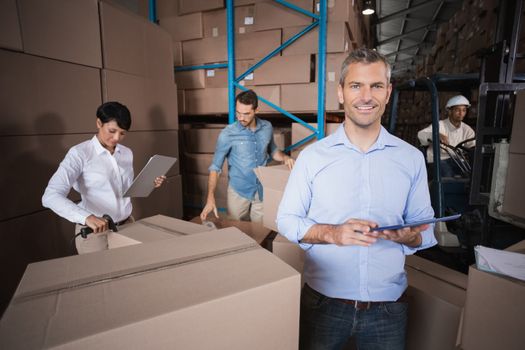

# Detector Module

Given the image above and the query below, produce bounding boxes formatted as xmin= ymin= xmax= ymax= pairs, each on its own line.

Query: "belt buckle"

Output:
xmin=354 ymin=300 xmax=372 ymax=310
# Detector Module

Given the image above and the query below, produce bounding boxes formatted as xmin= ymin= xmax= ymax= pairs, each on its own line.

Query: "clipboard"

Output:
xmin=123 ymin=155 xmax=177 ymax=198
xmin=371 ymin=213 xmax=461 ymax=231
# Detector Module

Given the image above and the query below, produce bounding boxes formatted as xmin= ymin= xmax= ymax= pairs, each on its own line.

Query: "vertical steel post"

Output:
xmin=226 ymin=0 xmax=236 ymax=124
xmin=148 ymin=0 xmax=157 ymax=23
xmin=317 ymin=0 xmax=327 ymax=139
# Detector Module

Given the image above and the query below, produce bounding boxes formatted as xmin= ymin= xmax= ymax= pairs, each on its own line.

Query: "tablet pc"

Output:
xmin=124 ymin=155 xmax=177 ymax=198
xmin=372 ymin=214 xmax=461 ymax=231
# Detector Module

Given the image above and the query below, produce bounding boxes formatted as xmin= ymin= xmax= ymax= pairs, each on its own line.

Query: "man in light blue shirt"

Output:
xmin=277 ymin=48 xmax=437 ymax=350
xmin=200 ymin=90 xmax=294 ymax=222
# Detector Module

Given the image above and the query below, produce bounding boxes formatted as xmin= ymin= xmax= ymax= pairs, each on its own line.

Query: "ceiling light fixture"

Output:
xmin=362 ymin=0 xmax=375 ymax=15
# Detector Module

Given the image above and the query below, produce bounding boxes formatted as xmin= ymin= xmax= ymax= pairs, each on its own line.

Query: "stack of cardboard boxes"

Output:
xmin=158 ymin=0 xmax=366 ymax=116
xmin=0 ymin=215 xmax=301 ymax=349
xmin=0 ymin=0 xmax=181 ymax=315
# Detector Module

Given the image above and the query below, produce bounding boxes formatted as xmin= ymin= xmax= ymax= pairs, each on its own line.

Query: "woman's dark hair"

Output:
xmin=96 ymin=101 xmax=132 ymax=130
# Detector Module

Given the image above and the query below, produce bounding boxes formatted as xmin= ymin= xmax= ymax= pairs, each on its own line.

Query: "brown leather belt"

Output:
xmin=335 ymin=293 xmax=408 ymax=310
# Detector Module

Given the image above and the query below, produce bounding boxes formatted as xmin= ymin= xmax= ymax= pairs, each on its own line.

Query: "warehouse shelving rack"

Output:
xmin=153 ymin=0 xmax=330 ymax=152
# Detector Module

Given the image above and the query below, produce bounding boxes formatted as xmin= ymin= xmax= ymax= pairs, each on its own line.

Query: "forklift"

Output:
xmin=387 ymin=0 xmax=525 ymax=272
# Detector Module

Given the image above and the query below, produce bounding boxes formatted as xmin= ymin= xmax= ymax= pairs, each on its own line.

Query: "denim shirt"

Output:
xmin=209 ymin=118 xmax=278 ymax=200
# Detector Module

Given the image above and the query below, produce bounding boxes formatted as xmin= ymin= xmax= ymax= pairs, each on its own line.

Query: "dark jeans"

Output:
xmin=299 ymin=284 xmax=408 ymax=350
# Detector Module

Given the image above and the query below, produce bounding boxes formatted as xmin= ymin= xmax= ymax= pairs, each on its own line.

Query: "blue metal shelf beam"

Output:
xmin=170 ymin=0 xmax=329 ymax=146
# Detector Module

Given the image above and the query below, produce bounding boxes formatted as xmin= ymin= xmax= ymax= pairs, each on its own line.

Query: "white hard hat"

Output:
xmin=446 ymin=95 xmax=471 ymax=109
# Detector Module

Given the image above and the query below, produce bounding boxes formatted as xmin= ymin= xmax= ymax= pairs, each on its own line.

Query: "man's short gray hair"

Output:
xmin=339 ymin=48 xmax=392 ymax=86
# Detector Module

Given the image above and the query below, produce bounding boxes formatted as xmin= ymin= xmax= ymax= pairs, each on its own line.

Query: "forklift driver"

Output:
xmin=417 ymin=95 xmax=476 ymax=177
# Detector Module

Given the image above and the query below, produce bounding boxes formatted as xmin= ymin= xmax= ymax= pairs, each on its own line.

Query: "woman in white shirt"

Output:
xmin=42 ymin=102 xmax=164 ymax=254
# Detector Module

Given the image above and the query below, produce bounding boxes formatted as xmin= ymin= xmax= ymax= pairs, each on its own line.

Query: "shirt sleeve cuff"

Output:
xmin=296 ymin=218 xmax=317 ymax=250
xmin=402 ymin=224 xmax=437 ymax=255
xmin=208 ymin=165 xmax=222 ymax=174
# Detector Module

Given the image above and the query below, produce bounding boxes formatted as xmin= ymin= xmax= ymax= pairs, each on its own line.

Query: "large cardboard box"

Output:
xmin=184 ymin=173 xmax=229 ymax=209
xmin=175 ymin=69 xmax=206 ymax=89
xmin=272 ymin=234 xmax=305 ymax=275
xmin=253 ymin=164 xmax=292 ymax=232
xmin=158 ymin=12 xmax=203 ymax=42
xmin=236 ymin=29 xmax=282 ymax=60
xmin=183 ymin=152 xmax=228 ymax=175
xmin=121 ymin=130 xmax=180 ymax=177
xmin=0 ymin=228 xmax=300 ymax=349
xmin=0 ymin=50 xmax=102 ymax=136
xmin=204 ymin=60 xmax=255 ymax=87
xmin=291 ymin=122 xmax=340 ymax=157
xmin=190 ymin=215 xmax=272 ymax=245
xmin=314 ymin=0 xmax=358 ymax=22
xmin=252 ymin=54 xmax=314 ymax=85
xmin=131 ymin=174 xmax=184 ymax=220
xmin=404 ymin=255 xmax=467 ymax=350
xmin=178 ymin=0 xmax=225 ymax=15
xmin=110 ymin=214 xmax=214 ymax=247
xmin=317 ymin=52 xmax=347 ymax=84
xmin=281 ymin=83 xmax=341 ymax=112
xmin=184 ymin=87 xmax=229 ymax=115
xmin=18 ymin=0 xmax=102 ymax=67
xmin=250 ymin=85 xmax=281 ymax=113
xmin=183 ymin=127 xmax=223 ymax=153
xmin=253 ymin=0 xmax=313 ymax=31
xmin=282 ymin=21 xmax=349 ymax=56
xmin=202 ymin=5 xmax=256 ymax=37
xmin=173 ymin=41 xmax=182 ymax=66
xmin=459 ymin=241 xmax=525 ymax=350
xmin=0 ymin=0 xmax=23 ymax=51
xmin=502 ymin=153 xmax=525 ymax=219
xmin=102 ymin=69 xmax=179 ymax=131
xmin=182 ymin=36 xmax=228 ymax=65
xmin=101 ymin=1 xmax=174 ymax=80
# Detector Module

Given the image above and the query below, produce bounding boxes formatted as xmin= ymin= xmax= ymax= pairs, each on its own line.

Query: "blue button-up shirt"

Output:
xmin=277 ymin=124 xmax=437 ymax=301
xmin=209 ymin=118 xmax=278 ymax=200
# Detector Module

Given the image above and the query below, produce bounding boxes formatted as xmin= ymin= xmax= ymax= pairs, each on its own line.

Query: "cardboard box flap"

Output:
xmin=112 ymin=222 xmax=177 ymax=243
xmin=137 ymin=214 xmax=215 ymax=235
xmin=254 ymin=164 xmax=291 ymax=192
xmin=15 ymin=228 xmax=257 ymax=300
xmin=405 ymin=255 xmax=468 ymax=290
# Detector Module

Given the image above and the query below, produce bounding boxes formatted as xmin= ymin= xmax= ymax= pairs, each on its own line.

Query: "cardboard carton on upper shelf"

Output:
xmin=202 ymin=5 xmax=256 ymax=37
xmin=158 ymin=12 xmax=203 ymax=42
xmin=251 ymin=54 xmax=314 ymax=85
xmin=282 ymin=21 xmax=349 ymax=56
xmin=253 ymin=0 xmax=313 ymax=31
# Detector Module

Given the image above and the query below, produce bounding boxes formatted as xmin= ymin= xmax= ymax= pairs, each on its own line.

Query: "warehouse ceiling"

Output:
xmin=371 ymin=0 xmax=463 ymax=77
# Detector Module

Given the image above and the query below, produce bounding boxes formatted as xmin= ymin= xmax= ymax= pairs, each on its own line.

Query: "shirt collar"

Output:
xmin=235 ymin=117 xmax=261 ymax=132
xmin=444 ymin=117 xmax=460 ymax=129
xmin=326 ymin=123 xmax=401 ymax=151
xmin=91 ymin=135 xmax=121 ymax=155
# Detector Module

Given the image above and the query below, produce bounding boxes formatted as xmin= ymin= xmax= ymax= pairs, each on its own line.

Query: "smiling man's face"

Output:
xmin=338 ymin=61 xmax=392 ymax=129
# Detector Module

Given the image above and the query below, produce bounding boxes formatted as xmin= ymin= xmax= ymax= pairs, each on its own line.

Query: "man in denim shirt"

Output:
xmin=200 ymin=90 xmax=294 ymax=222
